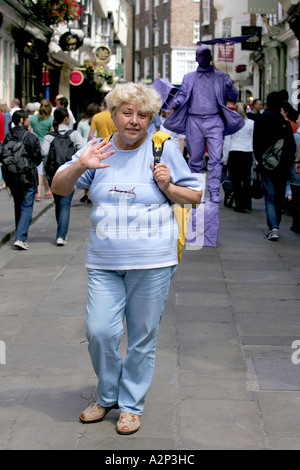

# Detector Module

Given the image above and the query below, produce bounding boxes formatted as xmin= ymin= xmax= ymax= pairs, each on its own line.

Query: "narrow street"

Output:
xmin=0 ymin=187 xmax=299 ymax=450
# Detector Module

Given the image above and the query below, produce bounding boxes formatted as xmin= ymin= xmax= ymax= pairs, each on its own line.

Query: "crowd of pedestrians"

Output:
xmin=0 ymin=86 xmax=299 ymax=251
xmin=222 ymin=89 xmax=299 ymax=240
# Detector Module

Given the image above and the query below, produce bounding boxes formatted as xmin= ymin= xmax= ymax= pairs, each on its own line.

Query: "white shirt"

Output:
xmin=223 ymin=118 xmax=254 ymax=164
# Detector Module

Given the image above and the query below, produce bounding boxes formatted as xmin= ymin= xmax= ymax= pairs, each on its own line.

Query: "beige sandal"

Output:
xmin=117 ymin=412 xmax=141 ymax=435
xmin=79 ymin=402 xmax=118 ymax=423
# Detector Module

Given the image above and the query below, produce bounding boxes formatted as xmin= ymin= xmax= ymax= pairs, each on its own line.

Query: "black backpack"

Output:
xmin=0 ymin=131 xmax=32 ymax=187
xmin=44 ymin=130 xmax=75 ymax=180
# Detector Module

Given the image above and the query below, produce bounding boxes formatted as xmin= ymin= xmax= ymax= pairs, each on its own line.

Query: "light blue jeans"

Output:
xmin=86 ymin=266 xmax=176 ymax=415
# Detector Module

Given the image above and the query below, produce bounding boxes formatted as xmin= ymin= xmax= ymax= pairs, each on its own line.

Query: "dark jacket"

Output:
xmin=0 ymin=125 xmax=42 ymax=186
xmin=253 ymin=113 xmax=296 ymax=176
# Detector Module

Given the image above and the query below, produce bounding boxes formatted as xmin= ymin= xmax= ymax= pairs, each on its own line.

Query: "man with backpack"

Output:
xmin=0 ymin=109 xmax=42 ymax=250
xmin=42 ymin=107 xmax=85 ymax=245
xmin=253 ymin=92 xmax=296 ymax=241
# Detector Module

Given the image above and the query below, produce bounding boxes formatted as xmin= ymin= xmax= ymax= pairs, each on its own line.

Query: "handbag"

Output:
xmin=251 ymin=170 xmax=264 ymax=199
xmin=261 ymin=138 xmax=284 ymax=171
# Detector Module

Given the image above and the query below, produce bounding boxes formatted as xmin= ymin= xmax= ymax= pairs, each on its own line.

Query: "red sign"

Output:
xmin=70 ymin=71 xmax=84 ymax=86
xmin=217 ymin=44 xmax=234 ymax=63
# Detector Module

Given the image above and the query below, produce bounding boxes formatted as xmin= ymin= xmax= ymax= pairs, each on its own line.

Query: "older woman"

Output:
xmin=51 ymin=82 xmax=202 ymax=435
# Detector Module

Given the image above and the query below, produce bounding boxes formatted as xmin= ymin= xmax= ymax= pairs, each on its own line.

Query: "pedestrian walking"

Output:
xmin=288 ymin=113 xmax=300 ymax=233
xmin=42 ymin=107 xmax=85 ymax=246
xmin=0 ymin=109 xmax=42 ymax=250
xmin=52 ymin=96 xmax=76 ymax=130
xmin=51 ymin=82 xmax=202 ymax=435
xmin=77 ymin=103 xmax=101 ymax=203
xmin=87 ymin=100 xmax=116 ymax=142
xmin=77 ymin=103 xmax=101 ymax=143
xmin=0 ymin=103 xmax=12 ymax=136
xmin=223 ymin=102 xmax=254 ymax=213
xmin=253 ymin=91 xmax=296 ymax=240
xmin=246 ymin=99 xmax=263 ymax=122
xmin=30 ymin=99 xmax=54 ymax=201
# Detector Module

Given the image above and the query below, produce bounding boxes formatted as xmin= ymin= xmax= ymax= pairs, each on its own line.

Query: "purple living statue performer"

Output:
xmin=164 ymin=45 xmax=244 ymax=203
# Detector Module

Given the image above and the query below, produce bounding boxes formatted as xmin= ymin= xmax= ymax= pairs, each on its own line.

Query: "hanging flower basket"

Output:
xmin=25 ymin=0 xmax=82 ymax=27
xmin=83 ymin=59 xmax=115 ymax=87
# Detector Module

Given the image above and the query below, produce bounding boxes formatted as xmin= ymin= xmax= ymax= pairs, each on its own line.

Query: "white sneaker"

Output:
xmin=267 ymin=228 xmax=279 ymax=241
xmin=56 ymin=238 xmax=67 ymax=246
xmin=14 ymin=240 xmax=30 ymax=250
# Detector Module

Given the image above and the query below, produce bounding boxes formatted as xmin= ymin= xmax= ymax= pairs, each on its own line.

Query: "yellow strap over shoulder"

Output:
xmin=152 ymin=131 xmax=191 ymax=263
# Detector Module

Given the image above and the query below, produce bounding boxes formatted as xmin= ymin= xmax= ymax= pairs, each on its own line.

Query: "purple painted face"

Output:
xmin=196 ymin=46 xmax=212 ymax=68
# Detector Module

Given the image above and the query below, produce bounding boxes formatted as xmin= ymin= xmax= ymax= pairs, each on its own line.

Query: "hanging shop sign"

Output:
xmin=217 ymin=44 xmax=234 ymax=63
xmin=241 ymin=26 xmax=262 ymax=51
xmin=248 ymin=0 xmax=277 ymax=14
xmin=70 ymin=71 xmax=84 ymax=86
xmin=59 ymin=32 xmax=83 ymax=52
xmin=94 ymin=45 xmax=111 ymax=63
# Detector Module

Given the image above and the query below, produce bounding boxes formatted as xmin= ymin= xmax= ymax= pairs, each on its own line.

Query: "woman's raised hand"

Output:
xmin=79 ymin=140 xmax=115 ymax=169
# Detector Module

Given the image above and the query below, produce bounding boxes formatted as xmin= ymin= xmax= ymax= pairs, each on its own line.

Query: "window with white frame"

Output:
xmin=135 ymin=0 xmax=140 ymax=15
xmin=163 ymin=19 xmax=168 ymax=44
xmin=194 ymin=19 xmax=200 ymax=43
xmin=101 ymin=17 xmax=109 ymax=36
xmin=0 ymin=37 xmax=14 ymax=103
xmin=135 ymin=60 xmax=140 ymax=81
xmin=145 ymin=0 xmax=149 ymax=11
xmin=154 ymin=28 xmax=159 ymax=47
xmin=144 ymin=57 xmax=150 ymax=79
xmin=172 ymin=50 xmax=197 ymax=85
xmin=222 ymin=19 xmax=232 ymax=37
xmin=202 ymin=0 xmax=210 ymax=24
xmin=153 ymin=55 xmax=159 ymax=79
xmin=154 ymin=0 xmax=159 ymax=6
xmin=162 ymin=53 xmax=168 ymax=79
xmin=135 ymin=28 xmax=140 ymax=51
xmin=145 ymin=25 xmax=150 ymax=48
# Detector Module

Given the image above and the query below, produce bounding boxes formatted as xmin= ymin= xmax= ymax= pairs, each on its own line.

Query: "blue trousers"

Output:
xmin=262 ymin=173 xmax=286 ymax=230
xmin=86 ymin=266 xmax=175 ymax=415
xmin=186 ymin=114 xmax=224 ymax=196
xmin=53 ymin=192 xmax=74 ymax=240
xmin=10 ymin=184 xmax=37 ymax=241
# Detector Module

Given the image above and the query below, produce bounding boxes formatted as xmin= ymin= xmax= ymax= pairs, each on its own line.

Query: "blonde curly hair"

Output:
xmin=105 ymin=82 xmax=162 ymax=121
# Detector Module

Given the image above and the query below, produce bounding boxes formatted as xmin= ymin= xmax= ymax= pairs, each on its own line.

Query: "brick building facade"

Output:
xmin=134 ymin=0 xmax=201 ymax=86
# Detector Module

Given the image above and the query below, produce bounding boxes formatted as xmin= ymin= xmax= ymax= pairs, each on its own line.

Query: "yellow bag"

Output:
xmin=173 ymin=204 xmax=191 ymax=262
xmin=152 ymin=131 xmax=191 ymax=262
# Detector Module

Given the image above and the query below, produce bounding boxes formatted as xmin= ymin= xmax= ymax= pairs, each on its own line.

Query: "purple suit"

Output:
xmin=164 ymin=67 xmax=244 ymax=202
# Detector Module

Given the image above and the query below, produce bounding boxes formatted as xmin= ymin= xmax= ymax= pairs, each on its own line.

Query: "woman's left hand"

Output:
xmin=151 ymin=162 xmax=170 ymax=192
